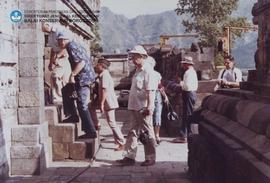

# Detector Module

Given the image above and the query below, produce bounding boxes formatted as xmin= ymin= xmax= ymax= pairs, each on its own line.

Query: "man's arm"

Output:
xmin=100 ymin=88 xmax=107 ymax=112
xmin=69 ymin=61 xmax=85 ymax=83
xmin=48 ymin=49 xmax=57 ymax=71
xmin=223 ymin=81 xmax=240 ymax=88
xmin=160 ymin=88 xmax=169 ymax=104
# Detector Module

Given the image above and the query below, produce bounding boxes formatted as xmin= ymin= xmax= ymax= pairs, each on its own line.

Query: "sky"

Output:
xmin=100 ymin=0 xmax=179 ymax=19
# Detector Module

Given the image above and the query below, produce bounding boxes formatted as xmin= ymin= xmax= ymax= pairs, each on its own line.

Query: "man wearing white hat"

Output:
xmin=117 ymin=45 xmax=157 ymax=166
xmin=173 ymin=56 xmax=198 ymax=143
xmin=57 ymin=32 xmax=97 ymax=138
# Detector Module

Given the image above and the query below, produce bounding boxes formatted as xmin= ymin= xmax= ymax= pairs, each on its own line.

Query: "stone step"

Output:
xmin=45 ymin=105 xmax=60 ymax=126
xmin=49 ymin=124 xmax=75 ymax=143
xmin=10 ymin=145 xmax=42 ymax=175
xmin=52 ymin=136 xmax=100 ymax=161
xmin=45 ymin=104 xmax=101 ymax=162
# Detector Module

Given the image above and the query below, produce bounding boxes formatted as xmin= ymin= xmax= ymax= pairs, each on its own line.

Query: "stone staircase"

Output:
xmin=45 ymin=105 xmax=100 ymax=163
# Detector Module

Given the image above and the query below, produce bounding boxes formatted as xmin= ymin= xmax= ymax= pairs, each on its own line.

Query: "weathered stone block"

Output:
xmin=0 ymin=163 xmax=9 ymax=180
xmin=19 ymin=77 xmax=44 ymax=92
xmin=0 ymin=146 xmax=7 ymax=168
xmin=235 ymin=101 xmax=267 ymax=127
xmin=11 ymin=145 xmax=41 ymax=159
xmin=19 ymin=43 xmax=44 ymax=59
xmin=18 ymin=0 xmax=43 ymax=11
xmin=11 ymin=126 xmax=38 ymax=146
xmin=19 ymin=57 xmax=43 ymax=77
xmin=52 ymin=143 xmax=69 ymax=160
xmin=49 ymin=124 xmax=74 ymax=143
xmin=11 ymin=158 xmax=40 ymax=175
xmin=206 ymin=94 xmax=228 ymax=112
xmin=231 ymin=127 xmax=257 ymax=145
xmin=197 ymin=81 xmax=216 ymax=93
xmin=19 ymin=29 xmax=44 ymax=44
xmin=19 ymin=91 xmax=44 ymax=107
xmin=247 ymin=135 xmax=268 ymax=154
xmin=69 ymin=142 xmax=89 ymax=160
xmin=18 ymin=107 xmax=44 ymax=124
xmin=45 ymin=106 xmax=59 ymax=125
xmin=0 ymin=38 xmax=18 ymax=64
xmin=222 ymin=122 xmax=241 ymax=135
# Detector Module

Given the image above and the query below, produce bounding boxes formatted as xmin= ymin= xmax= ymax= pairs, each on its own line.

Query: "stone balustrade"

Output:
xmin=188 ymin=93 xmax=270 ymax=183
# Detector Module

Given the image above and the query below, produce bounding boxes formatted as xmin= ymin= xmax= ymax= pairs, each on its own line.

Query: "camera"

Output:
xmin=138 ymin=129 xmax=149 ymax=145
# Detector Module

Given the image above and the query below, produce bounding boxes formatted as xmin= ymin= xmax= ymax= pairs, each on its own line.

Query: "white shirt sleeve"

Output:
xmin=144 ymin=69 xmax=157 ymax=91
xmin=234 ymin=68 xmax=242 ymax=82
xmin=101 ymin=70 xmax=110 ymax=89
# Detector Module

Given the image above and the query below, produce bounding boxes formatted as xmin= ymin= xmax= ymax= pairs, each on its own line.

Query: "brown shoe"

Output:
xmin=114 ymin=144 xmax=124 ymax=151
xmin=141 ymin=160 xmax=155 ymax=166
xmin=172 ymin=137 xmax=187 ymax=143
xmin=116 ymin=157 xmax=135 ymax=166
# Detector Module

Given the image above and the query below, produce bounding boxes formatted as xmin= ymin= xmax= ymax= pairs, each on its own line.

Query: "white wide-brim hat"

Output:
xmin=181 ymin=56 xmax=194 ymax=65
xmin=129 ymin=45 xmax=148 ymax=56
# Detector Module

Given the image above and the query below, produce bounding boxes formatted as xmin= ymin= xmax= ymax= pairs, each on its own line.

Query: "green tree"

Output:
xmin=175 ymin=0 xmax=251 ymax=64
xmin=90 ymin=24 xmax=103 ymax=54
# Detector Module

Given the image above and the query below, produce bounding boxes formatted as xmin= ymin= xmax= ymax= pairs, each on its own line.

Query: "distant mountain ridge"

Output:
xmin=99 ymin=0 xmax=257 ymax=68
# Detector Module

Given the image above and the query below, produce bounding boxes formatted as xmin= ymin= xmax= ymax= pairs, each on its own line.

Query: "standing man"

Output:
xmin=94 ymin=58 xmax=125 ymax=151
xmin=42 ymin=23 xmax=71 ymax=103
xmin=57 ymin=33 xmax=97 ymax=138
xmin=216 ymin=55 xmax=242 ymax=88
xmin=117 ymin=45 xmax=156 ymax=166
xmin=173 ymin=56 xmax=198 ymax=143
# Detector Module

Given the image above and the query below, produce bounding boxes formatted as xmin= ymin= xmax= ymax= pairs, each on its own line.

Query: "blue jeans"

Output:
xmin=153 ymin=91 xmax=163 ymax=126
xmin=62 ymin=84 xmax=96 ymax=136
xmin=180 ymin=91 xmax=197 ymax=138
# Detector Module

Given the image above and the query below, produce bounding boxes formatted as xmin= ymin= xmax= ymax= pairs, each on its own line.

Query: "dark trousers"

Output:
xmin=180 ymin=91 xmax=197 ymax=138
xmin=62 ymin=83 xmax=96 ymax=136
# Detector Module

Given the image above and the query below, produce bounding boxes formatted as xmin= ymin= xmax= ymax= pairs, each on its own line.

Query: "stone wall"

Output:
xmin=0 ymin=0 xmax=19 ymax=179
xmin=0 ymin=0 xmax=100 ymax=177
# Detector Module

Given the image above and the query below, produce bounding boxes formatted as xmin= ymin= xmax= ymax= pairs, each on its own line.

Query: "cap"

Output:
xmin=181 ymin=56 xmax=194 ymax=65
xmin=98 ymin=58 xmax=110 ymax=68
xmin=57 ymin=32 xmax=70 ymax=40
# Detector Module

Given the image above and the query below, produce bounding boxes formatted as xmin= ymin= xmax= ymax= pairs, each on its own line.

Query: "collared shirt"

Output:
xmin=180 ymin=67 xmax=198 ymax=91
xmin=128 ymin=64 xmax=156 ymax=111
xmin=66 ymin=41 xmax=95 ymax=86
xmin=218 ymin=67 xmax=242 ymax=82
xmin=99 ymin=69 xmax=119 ymax=110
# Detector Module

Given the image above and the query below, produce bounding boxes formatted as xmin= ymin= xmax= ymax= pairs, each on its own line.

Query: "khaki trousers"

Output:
xmin=124 ymin=111 xmax=156 ymax=161
xmin=89 ymin=103 xmax=124 ymax=145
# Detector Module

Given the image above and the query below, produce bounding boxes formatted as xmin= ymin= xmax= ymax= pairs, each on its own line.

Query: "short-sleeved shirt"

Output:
xmin=99 ymin=69 xmax=119 ymax=110
xmin=180 ymin=67 xmax=198 ymax=91
xmin=218 ymin=67 xmax=242 ymax=82
xmin=128 ymin=64 xmax=156 ymax=111
xmin=66 ymin=41 xmax=95 ymax=86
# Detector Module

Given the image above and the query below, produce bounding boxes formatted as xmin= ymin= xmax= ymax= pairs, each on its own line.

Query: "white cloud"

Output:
xmin=101 ymin=0 xmax=179 ymax=18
